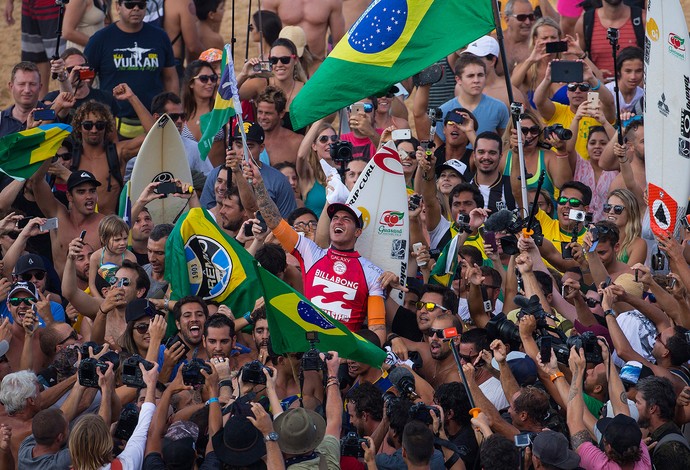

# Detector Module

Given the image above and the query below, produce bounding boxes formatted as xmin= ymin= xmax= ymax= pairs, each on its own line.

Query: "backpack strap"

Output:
xmin=652 ymin=432 xmax=690 ymax=458
xmin=105 ymin=141 xmax=124 ymax=192
xmin=629 ymin=6 xmax=645 ymax=49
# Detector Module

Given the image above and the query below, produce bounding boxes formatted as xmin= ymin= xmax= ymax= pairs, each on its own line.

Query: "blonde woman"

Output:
xmin=296 ymin=119 xmax=337 ymax=216
xmin=604 ymin=188 xmax=647 ymax=266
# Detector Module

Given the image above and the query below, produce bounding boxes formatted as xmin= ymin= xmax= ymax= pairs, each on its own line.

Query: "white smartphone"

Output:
xmin=587 ymin=91 xmax=600 ymax=109
xmin=39 ymin=217 xmax=59 ymax=232
xmin=392 ymin=129 xmax=412 ymax=140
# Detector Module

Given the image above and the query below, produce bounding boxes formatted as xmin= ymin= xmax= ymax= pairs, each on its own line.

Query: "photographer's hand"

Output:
xmin=201 ymin=362 xmax=220 ymax=401
xmin=468 ymin=208 xmax=489 ymax=232
xmin=362 ymin=436 xmax=376 ymax=467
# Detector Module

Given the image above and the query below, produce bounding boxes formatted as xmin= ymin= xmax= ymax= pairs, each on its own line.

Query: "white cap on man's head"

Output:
xmin=465 ymin=36 xmax=500 ymax=58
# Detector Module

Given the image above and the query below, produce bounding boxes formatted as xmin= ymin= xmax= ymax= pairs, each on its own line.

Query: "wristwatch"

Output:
xmin=604 ymin=309 xmax=616 ymax=318
xmin=265 ymin=432 xmax=279 ymax=442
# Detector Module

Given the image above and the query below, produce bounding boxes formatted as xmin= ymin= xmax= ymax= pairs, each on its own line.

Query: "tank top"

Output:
xmin=503 ymin=149 xmax=557 ymax=201
xmin=590 ymin=14 xmax=639 ymax=79
xmin=304 ymin=181 xmax=326 ymax=216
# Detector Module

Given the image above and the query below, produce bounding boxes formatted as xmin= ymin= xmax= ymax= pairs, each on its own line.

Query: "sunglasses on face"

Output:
xmin=268 ymin=55 xmax=295 ymax=65
xmin=459 ymin=352 xmax=479 ymax=363
xmin=111 ymin=277 xmax=131 ymax=287
xmin=9 ymin=297 xmax=36 ymax=306
xmin=416 ymin=301 xmax=448 ymax=312
xmin=317 ymin=135 xmax=338 ymax=144
xmin=585 ymin=297 xmax=601 ymax=308
xmin=4 ymin=232 xmax=18 ymax=240
xmin=510 ymin=13 xmax=535 ymax=21
xmin=557 ymin=196 xmax=583 ymax=207
xmin=122 ymin=0 xmax=146 ymax=9
xmin=82 ymin=120 xmax=107 ymax=131
xmin=55 ymin=152 xmax=71 ymax=160
xmin=427 ymin=328 xmax=449 ymax=339
xmin=20 ymin=271 xmax=45 ymax=281
xmin=193 ymin=74 xmax=218 ymax=84
xmin=603 ymin=204 xmax=625 ymax=215
xmin=567 ymin=83 xmax=591 ymax=92
xmin=168 ymin=113 xmax=186 ymax=122
xmin=522 ymin=125 xmax=541 ymax=135
xmin=58 ymin=330 xmax=78 ymax=345
xmin=133 ymin=323 xmax=150 ymax=334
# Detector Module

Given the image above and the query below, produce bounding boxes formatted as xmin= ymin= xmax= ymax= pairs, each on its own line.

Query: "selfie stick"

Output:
xmin=607 ymin=28 xmax=624 ymax=145
xmin=446 ymin=331 xmax=480 ymax=418
xmin=522 ymin=170 xmax=545 ymax=238
xmin=51 ymin=0 xmax=69 ymax=80
xmin=230 ymin=0 xmax=236 ymax=59
xmin=511 ymin=103 xmax=529 ymax=216
xmin=244 ymin=0 xmax=252 ymax=61
xmin=257 ymin=0 xmax=264 ymax=60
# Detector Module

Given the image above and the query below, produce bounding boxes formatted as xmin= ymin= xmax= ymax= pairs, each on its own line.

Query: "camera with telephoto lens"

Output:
xmin=486 ymin=295 xmax=547 ymax=350
xmin=452 ymin=213 xmax=472 ymax=234
xmin=553 ymin=331 xmax=603 ymax=364
xmin=122 ymin=354 xmax=155 ymax=388
xmin=240 ymin=360 xmax=273 ymax=385
xmin=543 ymin=124 xmax=573 ymax=141
xmin=329 ymin=141 xmax=354 ymax=164
xmin=78 ymin=351 xmax=120 ymax=388
xmin=114 ymin=403 xmax=139 ymax=441
xmin=181 ymin=359 xmax=212 ymax=388
xmin=651 ymin=248 xmax=666 ymax=271
xmin=409 ymin=402 xmax=440 ymax=425
xmin=341 ymin=432 xmax=368 ymax=458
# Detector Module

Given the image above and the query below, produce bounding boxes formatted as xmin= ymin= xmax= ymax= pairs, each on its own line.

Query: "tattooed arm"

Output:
xmin=243 ymin=159 xmax=283 ymax=230
xmin=599 ymin=337 xmax=630 ymax=418
xmin=566 ymin=346 xmax=595 ymax=448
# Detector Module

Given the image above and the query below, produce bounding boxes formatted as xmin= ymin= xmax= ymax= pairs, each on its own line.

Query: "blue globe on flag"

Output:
xmin=297 ymin=301 xmax=336 ymax=330
xmin=348 ymin=0 xmax=408 ymax=53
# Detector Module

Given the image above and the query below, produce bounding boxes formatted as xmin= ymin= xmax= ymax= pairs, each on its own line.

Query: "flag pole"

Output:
xmin=491 ymin=0 xmax=529 ymax=213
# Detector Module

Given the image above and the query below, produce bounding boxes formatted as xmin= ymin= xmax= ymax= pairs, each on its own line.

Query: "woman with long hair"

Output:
xmin=296 ymin=119 xmax=337 ymax=216
xmin=180 ymin=59 xmax=225 ymax=167
xmin=239 ymin=38 xmax=307 ymax=132
xmin=69 ymin=363 xmax=159 ymax=469
xmin=604 ymin=188 xmax=647 ymax=265
xmin=250 ymin=10 xmax=282 ymax=61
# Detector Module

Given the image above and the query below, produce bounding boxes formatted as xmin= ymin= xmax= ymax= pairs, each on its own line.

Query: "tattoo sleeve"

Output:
xmin=254 ymin=181 xmax=283 ymax=229
xmin=567 ymin=372 xmax=582 ymax=402
xmin=571 ymin=429 xmax=592 ymax=450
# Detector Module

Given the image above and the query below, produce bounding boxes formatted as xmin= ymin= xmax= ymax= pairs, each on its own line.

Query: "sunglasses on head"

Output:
xmin=603 ymin=204 xmax=624 ymax=215
xmin=522 ymin=125 xmax=541 ymax=135
xmin=9 ymin=297 xmax=36 ymax=306
xmin=557 ymin=196 xmax=583 ymax=207
xmin=58 ymin=330 xmax=78 ymax=345
xmin=20 ymin=271 xmax=45 ymax=281
xmin=510 ymin=13 xmax=535 ymax=21
xmin=317 ymin=134 xmax=338 ymax=144
xmin=415 ymin=301 xmax=448 ymax=312
xmin=82 ymin=120 xmax=107 ymax=131
xmin=268 ymin=55 xmax=295 ymax=65
xmin=567 ymin=83 xmax=591 ymax=92
xmin=193 ymin=74 xmax=218 ymax=84
xmin=133 ymin=323 xmax=150 ymax=334
xmin=122 ymin=0 xmax=146 ymax=9
xmin=168 ymin=113 xmax=186 ymax=122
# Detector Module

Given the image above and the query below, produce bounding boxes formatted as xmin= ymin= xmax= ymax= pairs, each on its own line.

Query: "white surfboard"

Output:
xmin=346 ymin=141 xmax=409 ymax=304
xmin=130 ymin=114 xmax=193 ymax=225
xmin=645 ymin=0 xmax=690 ymax=237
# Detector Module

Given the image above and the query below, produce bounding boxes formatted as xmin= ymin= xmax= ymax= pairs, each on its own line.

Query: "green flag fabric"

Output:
xmin=289 ymin=0 xmax=495 ymax=129
xmin=257 ymin=264 xmax=387 ymax=368
xmin=164 ymin=207 xmax=261 ymax=317
xmin=430 ymin=234 xmax=461 ymax=287
xmin=198 ymin=45 xmax=239 ymax=160
xmin=0 ymin=123 xmax=72 ymax=180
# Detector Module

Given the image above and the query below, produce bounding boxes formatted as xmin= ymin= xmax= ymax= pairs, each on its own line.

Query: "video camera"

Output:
xmin=302 ymin=331 xmax=333 ymax=373
xmin=329 ymin=141 xmax=353 ymax=165
xmin=181 ymin=359 xmax=212 ymax=388
xmin=552 ymin=331 xmax=603 ymax=364
xmin=486 ymin=295 xmax=556 ymax=351
xmin=240 ymin=360 xmax=273 ymax=385
xmin=341 ymin=432 xmax=368 ymax=458
xmin=484 ymin=209 xmax=544 ymax=255
xmin=408 ymin=402 xmax=441 ymax=426
xmin=452 ymin=213 xmax=472 ymax=234
xmin=122 ymin=354 xmax=155 ymax=388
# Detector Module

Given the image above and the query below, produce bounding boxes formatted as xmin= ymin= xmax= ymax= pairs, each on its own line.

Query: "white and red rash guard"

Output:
xmin=273 ymin=220 xmax=385 ymax=332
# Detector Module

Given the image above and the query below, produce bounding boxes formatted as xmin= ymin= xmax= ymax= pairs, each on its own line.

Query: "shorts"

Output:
xmin=20 ymin=0 xmax=64 ymax=62
xmin=557 ymin=0 xmax=583 ymax=18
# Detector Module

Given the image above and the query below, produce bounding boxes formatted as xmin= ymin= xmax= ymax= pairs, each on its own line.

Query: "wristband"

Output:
xmin=206 ymin=397 xmax=219 ymax=405
xmin=591 ymin=79 xmax=601 ymax=91
xmin=243 ymin=311 xmax=254 ymax=325
xmin=164 ymin=298 xmax=169 ymax=310
xmin=387 ymin=333 xmax=400 ymax=342
xmin=550 ymin=371 xmax=565 ymax=382
xmin=219 ymin=379 xmax=233 ymax=389
xmin=604 ymin=309 xmax=616 ymax=318
xmin=618 ymin=156 xmax=629 ymax=164
xmin=578 ymin=52 xmax=587 ymax=60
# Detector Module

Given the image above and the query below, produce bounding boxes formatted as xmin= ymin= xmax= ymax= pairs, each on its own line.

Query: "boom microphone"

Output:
xmin=388 ymin=366 xmax=418 ymax=399
xmin=484 ymin=209 xmax=519 ymax=233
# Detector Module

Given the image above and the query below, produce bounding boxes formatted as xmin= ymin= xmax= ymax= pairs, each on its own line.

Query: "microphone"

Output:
xmin=484 ymin=209 xmax=517 ymax=232
xmin=388 ymin=366 xmax=418 ymax=399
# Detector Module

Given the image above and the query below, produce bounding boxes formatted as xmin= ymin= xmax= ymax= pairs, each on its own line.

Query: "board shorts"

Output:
xmin=557 ymin=0 xmax=583 ymax=18
xmin=21 ymin=0 xmax=64 ymax=62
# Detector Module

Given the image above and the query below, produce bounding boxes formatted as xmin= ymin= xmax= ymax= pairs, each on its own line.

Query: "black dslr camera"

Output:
xmin=122 ymin=354 xmax=155 ymax=388
xmin=240 ymin=360 xmax=273 ymax=385
xmin=340 ymin=432 xmax=368 ymax=458
xmin=81 ymin=341 xmax=103 ymax=357
xmin=114 ymin=403 xmax=139 ymax=441
xmin=181 ymin=359 xmax=212 ymax=388
xmin=302 ymin=331 xmax=332 ymax=372
xmin=78 ymin=350 xmax=119 ymax=388
xmin=330 ymin=141 xmax=354 ymax=164
xmin=543 ymin=124 xmax=573 ymax=141
xmin=409 ymin=402 xmax=440 ymax=425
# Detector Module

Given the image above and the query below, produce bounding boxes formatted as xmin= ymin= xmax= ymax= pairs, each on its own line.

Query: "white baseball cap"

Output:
xmin=465 ymin=36 xmax=500 ymax=58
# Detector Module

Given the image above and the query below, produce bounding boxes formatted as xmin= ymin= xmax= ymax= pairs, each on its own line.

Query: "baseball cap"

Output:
xmin=15 ymin=254 xmax=46 ymax=275
xmin=279 ymin=26 xmax=307 ymax=57
xmin=67 ymin=170 xmax=102 ymax=191
xmin=435 ymin=158 xmax=468 ymax=179
xmin=125 ymin=298 xmax=157 ymax=323
xmin=0 ymin=340 xmax=9 ymax=358
xmin=532 ymin=430 xmax=580 ymax=469
xmin=465 ymin=35 xmax=500 ymax=58
xmin=233 ymin=121 xmax=265 ymax=144
xmin=199 ymin=48 xmax=223 ymax=63
xmin=326 ymin=203 xmax=363 ymax=228
xmin=614 ymin=273 xmax=644 ymax=299
xmin=596 ymin=414 xmax=642 ymax=455
xmin=444 ymin=108 xmax=468 ymax=125
xmin=490 ymin=351 xmax=537 ymax=386
xmin=8 ymin=281 xmax=38 ymax=299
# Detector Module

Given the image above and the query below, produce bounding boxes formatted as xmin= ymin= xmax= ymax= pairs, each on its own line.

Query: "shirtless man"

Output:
xmin=163 ymin=0 xmax=204 ymax=68
xmin=3 ymin=282 xmax=48 ymax=372
xmin=31 ymin=168 xmax=104 ymax=279
xmin=342 ymin=0 xmax=370 ymax=30
xmin=66 ymin=100 xmax=143 ymax=215
xmin=263 ymin=0 xmax=345 ymax=60
xmin=418 ymin=315 xmax=464 ymax=389
xmin=256 ymin=86 xmax=303 ymax=165
xmin=194 ymin=0 xmax=225 ymax=51
xmin=499 ymin=0 xmax=535 ymax=76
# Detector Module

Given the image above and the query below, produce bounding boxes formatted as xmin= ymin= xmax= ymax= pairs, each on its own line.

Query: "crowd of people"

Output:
xmin=1 ymin=0 xmax=690 ymax=469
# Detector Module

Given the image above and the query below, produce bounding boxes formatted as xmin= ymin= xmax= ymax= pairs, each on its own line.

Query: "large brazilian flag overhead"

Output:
xmin=0 ymin=123 xmax=72 ymax=180
xmin=289 ymin=0 xmax=495 ymax=129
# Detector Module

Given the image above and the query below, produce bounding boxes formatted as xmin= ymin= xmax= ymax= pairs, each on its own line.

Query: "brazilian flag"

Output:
xmin=164 ymin=208 xmax=261 ymax=318
xmin=198 ymin=44 xmax=239 ymax=160
xmin=289 ymin=0 xmax=495 ymax=129
xmin=258 ymin=265 xmax=387 ymax=368
xmin=0 ymin=123 xmax=72 ymax=180
xmin=430 ymin=234 xmax=461 ymax=287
